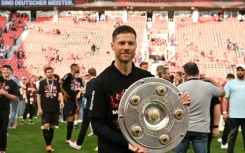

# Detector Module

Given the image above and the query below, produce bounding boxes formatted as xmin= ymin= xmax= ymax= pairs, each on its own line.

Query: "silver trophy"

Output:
xmin=118 ymin=77 xmax=189 ymax=153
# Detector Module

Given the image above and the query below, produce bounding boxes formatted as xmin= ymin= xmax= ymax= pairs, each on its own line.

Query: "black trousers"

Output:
xmin=222 ymin=120 xmax=230 ymax=145
xmin=0 ymin=110 xmax=9 ymax=151
xmin=23 ymin=103 xmax=35 ymax=120
xmin=77 ymin=108 xmax=90 ymax=145
xmin=228 ymin=118 xmax=245 ymax=153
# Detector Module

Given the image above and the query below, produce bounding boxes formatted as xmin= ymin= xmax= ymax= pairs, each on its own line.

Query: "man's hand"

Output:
xmin=223 ymin=113 xmax=229 ymax=122
xmin=38 ymin=108 xmax=43 ymax=116
xmin=180 ymin=92 xmax=191 ymax=106
xmin=63 ymin=94 xmax=69 ymax=101
xmin=129 ymin=144 xmax=148 ymax=153
xmin=200 ymin=75 xmax=210 ymax=82
xmin=0 ymin=89 xmax=6 ymax=96
xmin=212 ymin=128 xmax=219 ymax=138
xmin=60 ymin=102 xmax=64 ymax=109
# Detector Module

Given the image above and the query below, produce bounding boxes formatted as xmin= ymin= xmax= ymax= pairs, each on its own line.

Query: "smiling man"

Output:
xmin=89 ymin=25 xmax=191 ymax=153
xmin=0 ymin=65 xmax=19 ymax=153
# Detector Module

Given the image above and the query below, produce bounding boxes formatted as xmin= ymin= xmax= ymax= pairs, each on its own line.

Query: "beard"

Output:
xmin=75 ymin=69 xmax=80 ymax=73
xmin=237 ymin=74 xmax=244 ymax=79
xmin=47 ymin=75 xmax=53 ymax=79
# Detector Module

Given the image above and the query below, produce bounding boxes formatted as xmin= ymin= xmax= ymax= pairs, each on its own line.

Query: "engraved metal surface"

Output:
xmin=118 ymin=77 xmax=189 ymax=153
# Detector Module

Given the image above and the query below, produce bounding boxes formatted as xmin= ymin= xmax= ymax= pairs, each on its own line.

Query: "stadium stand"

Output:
xmin=14 ymin=16 xmax=115 ymax=77
xmin=0 ymin=1 xmax=244 ymax=83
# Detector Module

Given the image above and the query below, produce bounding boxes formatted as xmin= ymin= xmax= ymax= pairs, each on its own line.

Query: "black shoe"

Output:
xmin=28 ymin=121 xmax=35 ymax=124
xmin=20 ymin=121 xmax=24 ymax=125
xmin=74 ymin=124 xmax=78 ymax=129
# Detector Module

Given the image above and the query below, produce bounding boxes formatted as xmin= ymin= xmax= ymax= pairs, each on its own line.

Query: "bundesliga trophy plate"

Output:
xmin=118 ymin=77 xmax=189 ymax=153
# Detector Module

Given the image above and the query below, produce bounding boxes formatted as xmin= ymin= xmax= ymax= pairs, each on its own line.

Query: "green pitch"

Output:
xmin=7 ymin=118 xmax=244 ymax=153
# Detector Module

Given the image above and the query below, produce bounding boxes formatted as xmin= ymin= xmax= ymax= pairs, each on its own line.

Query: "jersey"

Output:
xmin=38 ymin=79 xmax=61 ymax=112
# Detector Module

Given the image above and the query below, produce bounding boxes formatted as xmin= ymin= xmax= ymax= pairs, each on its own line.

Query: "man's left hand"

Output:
xmin=212 ymin=128 xmax=219 ymax=138
xmin=180 ymin=92 xmax=191 ymax=106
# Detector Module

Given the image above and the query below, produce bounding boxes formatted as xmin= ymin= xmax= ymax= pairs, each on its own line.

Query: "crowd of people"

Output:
xmin=0 ymin=25 xmax=244 ymax=153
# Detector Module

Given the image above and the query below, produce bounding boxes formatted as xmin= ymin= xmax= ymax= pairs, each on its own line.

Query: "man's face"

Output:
xmin=75 ymin=73 xmax=80 ymax=78
xmin=162 ymin=69 xmax=170 ymax=81
xmin=236 ymin=67 xmax=245 ymax=79
xmin=84 ymin=74 xmax=91 ymax=81
xmin=174 ymin=73 xmax=182 ymax=82
xmin=140 ymin=64 xmax=148 ymax=71
xmin=111 ymin=33 xmax=137 ymax=63
xmin=45 ymin=69 xmax=54 ymax=79
xmin=74 ymin=66 xmax=80 ymax=73
xmin=2 ymin=68 xmax=12 ymax=77
xmin=30 ymin=77 xmax=36 ymax=83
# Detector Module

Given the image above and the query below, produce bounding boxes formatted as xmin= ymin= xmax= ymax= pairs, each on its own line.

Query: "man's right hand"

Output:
xmin=0 ymin=89 xmax=6 ymax=96
xmin=38 ymin=108 xmax=43 ymax=116
xmin=223 ymin=113 xmax=229 ymax=122
xmin=129 ymin=144 xmax=148 ymax=153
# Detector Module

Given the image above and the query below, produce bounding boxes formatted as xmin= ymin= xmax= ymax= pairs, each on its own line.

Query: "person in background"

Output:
xmin=20 ymin=75 xmax=37 ymax=125
xmin=53 ymin=74 xmax=61 ymax=129
xmin=217 ymin=73 xmax=235 ymax=149
xmin=74 ymin=72 xmax=84 ymax=129
xmin=9 ymin=69 xmax=21 ymax=129
xmin=37 ymin=67 xmax=64 ymax=152
xmin=173 ymin=71 xmax=184 ymax=86
xmin=175 ymin=62 xmax=225 ymax=153
xmin=157 ymin=66 xmax=171 ymax=81
xmin=60 ymin=64 xmax=83 ymax=144
xmin=17 ymin=76 xmax=27 ymax=119
xmin=223 ymin=64 xmax=245 ymax=153
xmin=139 ymin=62 xmax=149 ymax=71
xmin=0 ymin=65 xmax=19 ymax=153
xmin=70 ymin=67 xmax=98 ymax=151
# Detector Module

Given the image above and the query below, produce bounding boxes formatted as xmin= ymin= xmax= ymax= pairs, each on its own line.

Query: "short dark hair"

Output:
xmin=44 ymin=67 xmax=53 ymax=73
xmin=183 ymin=62 xmax=199 ymax=76
xmin=112 ymin=25 xmax=137 ymax=42
xmin=226 ymin=73 xmax=235 ymax=79
xmin=156 ymin=65 xmax=165 ymax=72
xmin=140 ymin=62 xmax=148 ymax=68
xmin=88 ymin=67 xmax=96 ymax=77
xmin=2 ymin=64 xmax=13 ymax=72
xmin=53 ymin=74 xmax=60 ymax=81
xmin=158 ymin=67 xmax=169 ymax=78
xmin=70 ymin=63 xmax=78 ymax=69
xmin=175 ymin=71 xmax=183 ymax=77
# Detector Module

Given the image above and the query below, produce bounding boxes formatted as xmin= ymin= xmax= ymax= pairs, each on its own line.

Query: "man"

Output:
xmin=175 ymin=62 xmax=225 ymax=153
xmin=17 ymin=76 xmax=27 ymax=118
xmin=156 ymin=65 xmax=164 ymax=77
xmin=217 ymin=73 xmax=235 ymax=149
xmin=223 ymin=64 xmax=245 ymax=153
xmin=20 ymin=75 xmax=37 ymax=125
xmin=60 ymin=63 xmax=82 ymax=143
xmin=9 ymin=70 xmax=21 ymax=128
xmin=0 ymin=65 xmax=19 ymax=153
xmin=89 ymin=25 xmax=191 ymax=153
xmin=208 ymin=97 xmax=221 ymax=153
xmin=37 ymin=67 xmax=64 ymax=152
xmin=157 ymin=66 xmax=171 ymax=81
xmin=198 ymin=73 xmax=222 ymax=153
xmin=139 ymin=62 xmax=148 ymax=71
xmin=74 ymin=72 xmax=84 ymax=129
xmin=91 ymin=43 xmax=97 ymax=54
xmin=70 ymin=67 xmax=97 ymax=150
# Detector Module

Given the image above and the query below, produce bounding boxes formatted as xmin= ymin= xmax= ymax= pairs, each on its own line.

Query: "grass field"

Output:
xmin=7 ymin=117 xmax=244 ymax=153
